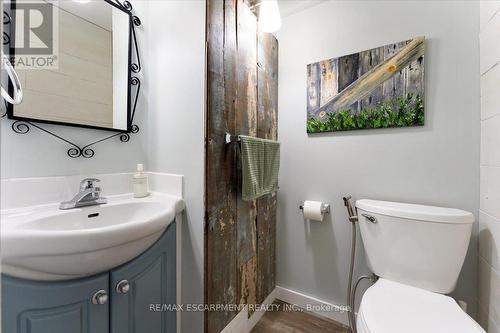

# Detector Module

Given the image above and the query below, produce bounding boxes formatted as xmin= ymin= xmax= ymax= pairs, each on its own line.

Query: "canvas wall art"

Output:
xmin=306 ymin=37 xmax=425 ymax=133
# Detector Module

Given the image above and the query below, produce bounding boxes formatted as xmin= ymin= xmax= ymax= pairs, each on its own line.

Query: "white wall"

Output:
xmin=277 ymin=0 xmax=480 ymax=322
xmin=145 ymin=1 xmax=205 ymax=332
xmin=0 ymin=1 xmax=149 ymax=178
xmin=478 ymin=2 xmax=500 ymax=332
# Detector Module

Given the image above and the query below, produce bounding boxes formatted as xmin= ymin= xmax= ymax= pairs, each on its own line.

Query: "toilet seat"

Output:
xmin=356 ymin=279 xmax=485 ymax=333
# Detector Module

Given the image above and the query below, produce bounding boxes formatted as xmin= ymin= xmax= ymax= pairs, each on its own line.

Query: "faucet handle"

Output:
xmin=80 ymin=178 xmax=100 ymax=190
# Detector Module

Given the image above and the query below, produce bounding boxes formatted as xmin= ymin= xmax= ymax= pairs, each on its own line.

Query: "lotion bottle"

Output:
xmin=133 ymin=163 xmax=149 ymax=198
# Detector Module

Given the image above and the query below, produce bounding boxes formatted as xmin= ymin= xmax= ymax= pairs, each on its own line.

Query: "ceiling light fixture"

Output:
xmin=258 ymin=0 xmax=282 ymax=33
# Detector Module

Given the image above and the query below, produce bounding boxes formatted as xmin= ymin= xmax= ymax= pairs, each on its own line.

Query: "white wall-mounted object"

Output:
xmin=1 ymin=192 xmax=183 ymax=281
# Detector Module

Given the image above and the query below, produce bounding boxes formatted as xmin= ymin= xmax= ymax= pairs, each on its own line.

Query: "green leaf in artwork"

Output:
xmin=306 ymin=94 xmax=425 ymax=133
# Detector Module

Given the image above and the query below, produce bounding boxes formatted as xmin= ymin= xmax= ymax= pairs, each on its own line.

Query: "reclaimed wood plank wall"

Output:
xmin=205 ymin=0 xmax=278 ymax=332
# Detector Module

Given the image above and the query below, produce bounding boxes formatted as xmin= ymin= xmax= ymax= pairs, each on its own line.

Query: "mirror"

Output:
xmin=7 ymin=0 xmax=132 ymax=132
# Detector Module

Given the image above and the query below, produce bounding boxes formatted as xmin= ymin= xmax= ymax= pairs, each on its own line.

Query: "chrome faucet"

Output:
xmin=59 ymin=178 xmax=107 ymax=210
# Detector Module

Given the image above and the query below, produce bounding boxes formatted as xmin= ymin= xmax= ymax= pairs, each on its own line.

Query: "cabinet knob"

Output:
xmin=91 ymin=290 xmax=108 ymax=305
xmin=116 ymin=280 xmax=130 ymax=294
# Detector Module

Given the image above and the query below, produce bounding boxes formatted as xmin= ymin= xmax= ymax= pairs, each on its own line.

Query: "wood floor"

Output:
xmin=251 ymin=300 xmax=349 ymax=333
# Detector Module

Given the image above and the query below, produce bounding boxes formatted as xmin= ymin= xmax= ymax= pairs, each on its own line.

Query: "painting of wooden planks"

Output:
xmin=306 ymin=37 xmax=425 ymax=133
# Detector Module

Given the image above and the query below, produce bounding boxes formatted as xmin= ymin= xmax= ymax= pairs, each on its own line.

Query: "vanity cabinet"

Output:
xmin=2 ymin=273 xmax=110 ymax=333
xmin=110 ymin=221 xmax=176 ymax=333
xmin=2 ymin=221 xmax=177 ymax=333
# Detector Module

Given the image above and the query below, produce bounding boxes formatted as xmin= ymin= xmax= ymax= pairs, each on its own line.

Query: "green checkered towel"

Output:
xmin=239 ymin=135 xmax=280 ymax=201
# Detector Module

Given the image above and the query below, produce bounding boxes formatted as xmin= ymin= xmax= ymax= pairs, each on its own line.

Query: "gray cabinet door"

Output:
xmin=2 ymin=273 xmax=109 ymax=333
xmin=110 ymin=221 xmax=176 ymax=333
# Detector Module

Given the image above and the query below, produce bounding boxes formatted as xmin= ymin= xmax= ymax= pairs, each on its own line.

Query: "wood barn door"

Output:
xmin=205 ymin=0 xmax=278 ymax=332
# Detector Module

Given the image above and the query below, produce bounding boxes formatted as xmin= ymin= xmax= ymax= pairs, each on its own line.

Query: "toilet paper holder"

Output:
xmin=299 ymin=202 xmax=330 ymax=214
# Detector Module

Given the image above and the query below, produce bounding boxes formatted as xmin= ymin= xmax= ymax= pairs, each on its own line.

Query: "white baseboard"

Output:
xmin=247 ymin=288 xmax=278 ymax=330
xmin=275 ymin=286 xmax=349 ymax=326
xmin=220 ymin=288 xmax=278 ymax=333
xmin=220 ymin=307 xmax=249 ymax=333
xmin=220 ymin=286 xmax=349 ymax=333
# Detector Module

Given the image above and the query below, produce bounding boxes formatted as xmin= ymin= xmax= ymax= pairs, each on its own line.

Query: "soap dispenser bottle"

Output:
xmin=133 ymin=163 xmax=149 ymax=198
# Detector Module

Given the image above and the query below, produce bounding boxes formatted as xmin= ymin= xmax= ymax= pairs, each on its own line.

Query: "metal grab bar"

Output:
xmin=1 ymin=53 xmax=23 ymax=105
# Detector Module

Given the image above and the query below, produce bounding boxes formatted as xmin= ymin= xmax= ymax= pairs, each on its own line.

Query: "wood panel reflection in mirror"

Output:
xmin=7 ymin=0 xmax=133 ymax=132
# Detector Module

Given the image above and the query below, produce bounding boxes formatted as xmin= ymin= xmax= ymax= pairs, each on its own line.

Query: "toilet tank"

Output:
xmin=355 ymin=199 xmax=474 ymax=294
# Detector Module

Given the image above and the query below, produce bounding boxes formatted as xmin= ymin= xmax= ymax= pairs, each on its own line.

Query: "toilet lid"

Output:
xmin=358 ymin=279 xmax=485 ymax=333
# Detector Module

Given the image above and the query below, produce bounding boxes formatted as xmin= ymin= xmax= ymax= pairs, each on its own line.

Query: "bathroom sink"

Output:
xmin=1 ymin=193 xmax=184 ymax=281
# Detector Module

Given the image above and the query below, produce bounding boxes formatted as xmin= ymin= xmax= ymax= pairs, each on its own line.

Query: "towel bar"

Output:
xmin=225 ymin=133 xmax=280 ymax=144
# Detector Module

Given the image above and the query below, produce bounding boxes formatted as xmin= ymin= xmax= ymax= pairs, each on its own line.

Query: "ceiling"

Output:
xmin=45 ymin=0 xmax=325 ymax=31
xmin=277 ymin=0 xmax=328 ymax=18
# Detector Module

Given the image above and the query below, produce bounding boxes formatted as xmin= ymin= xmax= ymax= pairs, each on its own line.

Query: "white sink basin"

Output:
xmin=1 ymin=193 xmax=184 ymax=281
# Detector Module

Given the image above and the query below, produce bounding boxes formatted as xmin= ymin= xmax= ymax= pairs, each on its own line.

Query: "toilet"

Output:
xmin=355 ymin=199 xmax=485 ymax=333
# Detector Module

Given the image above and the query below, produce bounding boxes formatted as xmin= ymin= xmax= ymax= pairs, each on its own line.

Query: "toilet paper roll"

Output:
xmin=302 ymin=200 xmax=325 ymax=221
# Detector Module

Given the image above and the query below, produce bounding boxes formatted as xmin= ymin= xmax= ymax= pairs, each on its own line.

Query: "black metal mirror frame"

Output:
xmin=2 ymin=0 xmax=143 ymax=158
